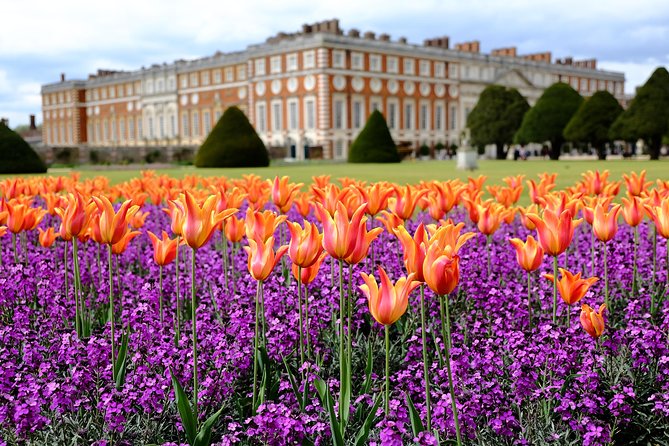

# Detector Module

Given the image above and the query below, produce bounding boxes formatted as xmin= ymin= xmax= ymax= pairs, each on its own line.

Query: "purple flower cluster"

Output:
xmin=0 ymin=203 xmax=667 ymax=445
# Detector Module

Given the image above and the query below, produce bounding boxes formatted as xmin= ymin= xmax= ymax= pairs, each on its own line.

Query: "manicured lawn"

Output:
xmin=3 ymin=158 xmax=668 ymax=190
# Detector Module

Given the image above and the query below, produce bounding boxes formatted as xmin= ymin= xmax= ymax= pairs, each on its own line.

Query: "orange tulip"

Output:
xmin=592 ymin=203 xmax=621 ymax=243
xmin=287 ymin=220 xmax=324 ymax=268
xmin=147 ymin=230 xmax=178 ymax=266
xmin=388 ymin=185 xmax=428 ymax=221
xmin=55 ymin=192 xmax=93 ymax=241
xmin=0 ymin=226 xmax=6 ymax=238
xmin=38 ymin=227 xmax=58 ymax=248
xmin=271 ymin=176 xmax=303 ymax=214
xmin=292 ymin=252 xmax=327 ymax=284
xmin=357 ymin=183 xmax=393 ymax=217
xmin=359 ymin=267 xmax=420 ymax=326
xmin=345 ymin=222 xmax=383 ymax=265
xmin=164 ymin=199 xmax=186 ymax=236
xmin=467 ymin=175 xmax=487 ymax=194
xmin=623 ymin=170 xmax=651 ymax=197
xmin=518 ymin=205 xmax=539 ymax=231
xmin=543 ymin=268 xmax=598 ymax=305
xmin=245 ymin=208 xmax=287 ymax=242
xmin=476 ymin=202 xmax=506 ymax=236
xmin=509 ymin=235 xmax=544 ymax=272
xmin=4 ymin=200 xmax=28 ymax=234
xmin=378 ymin=210 xmax=404 ymax=233
xmin=423 ymin=241 xmax=462 ymax=296
xmin=644 ymin=199 xmax=669 ymax=239
xmin=426 ymin=222 xmax=476 ymax=257
xmin=181 ymin=191 xmax=236 ymax=250
xmin=526 ymin=209 xmax=582 ymax=256
xmin=293 ymin=192 xmax=313 ymax=218
xmin=315 ymin=201 xmax=367 ymax=260
xmin=223 ymin=214 xmax=245 ymax=243
xmin=580 ymin=304 xmax=607 ymax=339
xmin=21 ymin=207 xmax=46 ymax=232
xmin=581 ymin=196 xmax=613 ymax=226
xmin=91 ymin=196 xmax=139 ymax=245
xmin=111 ymin=231 xmax=140 ymax=255
xmin=394 ymin=223 xmax=429 ymax=282
xmin=621 ymin=196 xmax=644 ymax=227
xmin=129 ymin=210 xmax=149 ymax=229
xmin=244 ymin=235 xmax=288 ymax=282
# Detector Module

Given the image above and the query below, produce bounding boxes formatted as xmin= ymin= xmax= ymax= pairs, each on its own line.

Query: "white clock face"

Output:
xmin=449 ymin=85 xmax=459 ymax=98
xmin=420 ymin=82 xmax=431 ymax=97
xmin=403 ymin=81 xmax=415 ymax=95
xmin=255 ymin=81 xmax=266 ymax=96
xmin=387 ymin=79 xmax=399 ymax=94
xmin=435 ymin=84 xmax=446 ymax=98
xmin=304 ymin=75 xmax=316 ymax=91
xmin=287 ymin=77 xmax=298 ymax=93
xmin=370 ymin=78 xmax=382 ymax=93
xmin=271 ymin=79 xmax=282 ymax=95
xmin=352 ymin=76 xmax=364 ymax=92
xmin=333 ymin=75 xmax=346 ymax=91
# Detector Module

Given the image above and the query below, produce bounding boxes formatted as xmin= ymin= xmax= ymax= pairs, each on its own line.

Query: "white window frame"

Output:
xmin=403 ymin=58 xmax=415 ymax=75
xmin=304 ymin=97 xmax=316 ymax=129
xmin=333 ymin=96 xmax=346 ymax=130
xmin=420 ymin=101 xmax=430 ymax=130
xmin=288 ymin=99 xmax=299 ymax=130
xmin=434 ymin=102 xmax=445 ymax=131
xmin=271 ymin=100 xmax=283 ymax=131
xmin=255 ymin=59 xmax=266 ymax=76
xmin=404 ymin=100 xmax=415 ymax=130
xmin=387 ymin=56 xmax=398 ymax=74
xmin=270 ymin=56 xmax=282 ymax=74
xmin=303 ymin=50 xmax=315 ymax=69
xmin=189 ymin=73 xmax=199 ymax=87
xmin=369 ymin=54 xmax=381 ymax=72
xmin=201 ymin=71 xmax=210 ymax=86
xmin=213 ymin=70 xmax=222 ymax=84
xmin=192 ymin=111 xmax=200 ymax=137
xmin=287 ymin=53 xmax=298 ymax=71
xmin=351 ymin=52 xmax=363 ymax=70
xmin=256 ymin=101 xmax=267 ymax=132
xmin=387 ymin=99 xmax=399 ymax=130
xmin=237 ymin=65 xmax=246 ymax=80
xmin=352 ymin=97 xmax=364 ymax=129
xmin=332 ymin=50 xmax=345 ymax=68
xmin=434 ymin=63 xmax=445 ymax=78
xmin=419 ymin=60 xmax=430 ymax=77
xmin=181 ymin=113 xmax=189 ymax=137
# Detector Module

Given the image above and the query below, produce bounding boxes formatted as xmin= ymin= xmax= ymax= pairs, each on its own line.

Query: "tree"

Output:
xmin=514 ymin=82 xmax=583 ymax=160
xmin=563 ymin=90 xmax=623 ymax=160
xmin=348 ymin=110 xmax=400 ymax=163
xmin=609 ymin=67 xmax=669 ymax=160
xmin=194 ymin=106 xmax=269 ymax=168
xmin=0 ymin=122 xmax=47 ymax=174
xmin=467 ymin=85 xmax=529 ymax=159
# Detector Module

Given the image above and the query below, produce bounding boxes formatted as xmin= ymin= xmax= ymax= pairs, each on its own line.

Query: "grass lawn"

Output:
xmin=2 ymin=158 xmax=668 ymax=191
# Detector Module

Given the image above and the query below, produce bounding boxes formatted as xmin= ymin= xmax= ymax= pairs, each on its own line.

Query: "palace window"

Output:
xmin=387 ymin=57 xmax=398 ymax=73
xmin=370 ymin=55 xmax=381 ymax=72
xmin=255 ymin=59 xmax=266 ymax=76
xmin=270 ymin=56 xmax=282 ymax=74
xmin=287 ymin=53 xmax=298 ymax=71
xmin=303 ymin=51 xmax=315 ymax=69
xmin=351 ymin=52 xmax=363 ymax=70
xmin=403 ymin=58 xmax=415 ymax=75
xmin=305 ymin=98 xmax=315 ymax=129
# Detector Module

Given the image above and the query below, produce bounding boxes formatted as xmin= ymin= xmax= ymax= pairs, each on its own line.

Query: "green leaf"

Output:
xmin=341 ymin=353 xmax=351 ymax=428
xmin=193 ymin=406 xmax=223 ymax=446
xmin=114 ymin=331 xmax=129 ymax=389
xmin=362 ymin=341 xmax=374 ymax=395
xmin=314 ymin=379 xmax=343 ymax=446
xmin=405 ymin=392 xmax=425 ymax=437
xmin=170 ymin=369 xmax=197 ymax=445
xmin=354 ymin=393 xmax=382 ymax=446
xmin=282 ymin=356 xmax=304 ymax=412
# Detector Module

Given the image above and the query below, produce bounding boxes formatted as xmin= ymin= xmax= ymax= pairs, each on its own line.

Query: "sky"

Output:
xmin=1 ymin=0 xmax=668 ymax=127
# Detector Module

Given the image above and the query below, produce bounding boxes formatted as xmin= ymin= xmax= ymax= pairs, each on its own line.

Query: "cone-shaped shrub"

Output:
xmin=195 ymin=106 xmax=269 ymax=167
xmin=348 ymin=110 xmax=400 ymax=163
xmin=0 ymin=122 xmax=47 ymax=174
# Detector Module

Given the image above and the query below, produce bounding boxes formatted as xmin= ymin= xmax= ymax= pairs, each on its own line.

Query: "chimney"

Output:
xmin=379 ymin=33 xmax=391 ymax=42
xmin=0 ymin=118 xmax=8 ymax=127
xmin=398 ymin=36 xmax=407 ymax=44
xmin=363 ymin=31 xmax=376 ymax=40
xmin=60 ymin=73 xmax=66 ymax=82
xmin=29 ymin=114 xmax=36 ymax=130
xmin=348 ymin=28 xmax=360 ymax=37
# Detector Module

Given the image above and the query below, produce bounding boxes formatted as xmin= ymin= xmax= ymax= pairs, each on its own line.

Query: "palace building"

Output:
xmin=41 ymin=19 xmax=625 ymax=161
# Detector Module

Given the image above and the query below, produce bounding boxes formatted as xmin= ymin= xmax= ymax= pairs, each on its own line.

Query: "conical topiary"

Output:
xmin=195 ymin=106 xmax=269 ymax=167
xmin=348 ymin=110 xmax=400 ymax=163
xmin=0 ymin=122 xmax=47 ymax=174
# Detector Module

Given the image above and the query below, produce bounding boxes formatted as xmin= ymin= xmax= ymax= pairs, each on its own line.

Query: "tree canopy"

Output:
xmin=194 ymin=106 xmax=269 ymax=168
xmin=563 ymin=90 xmax=623 ymax=160
xmin=467 ymin=85 xmax=529 ymax=159
xmin=348 ymin=110 xmax=400 ymax=163
xmin=0 ymin=122 xmax=47 ymax=174
xmin=514 ymin=82 xmax=583 ymax=160
xmin=609 ymin=67 xmax=669 ymax=160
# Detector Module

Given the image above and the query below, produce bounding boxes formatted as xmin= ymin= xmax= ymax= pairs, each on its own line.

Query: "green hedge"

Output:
xmin=348 ymin=110 xmax=400 ymax=163
xmin=0 ymin=122 xmax=47 ymax=174
xmin=195 ymin=106 xmax=269 ymax=167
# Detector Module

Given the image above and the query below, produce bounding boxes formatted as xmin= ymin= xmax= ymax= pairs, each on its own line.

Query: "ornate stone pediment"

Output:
xmin=493 ymin=68 xmax=534 ymax=89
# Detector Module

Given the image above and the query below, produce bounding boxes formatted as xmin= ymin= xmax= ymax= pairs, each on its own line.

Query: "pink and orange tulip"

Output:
xmin=509 ymin=235 xmax=544 ymax=272
xmin=580 ymin=304 xmax=607 ymax=339
xmin=543 ymin=268 xmax=599 ymax=306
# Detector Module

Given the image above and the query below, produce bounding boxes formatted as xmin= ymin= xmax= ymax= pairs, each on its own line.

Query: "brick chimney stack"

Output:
xmin=29 ymin=114 xmax=37 ymax=130
xmin=60 ymin=73 xmax=66 ymax=82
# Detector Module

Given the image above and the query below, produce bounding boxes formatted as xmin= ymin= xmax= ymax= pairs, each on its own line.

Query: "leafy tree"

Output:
xmin=194 ymin=106 xmax=269 ymax=168
xmin=563 ymin=90 xmax=623 ymax=160
xmin=609 ymin=67 xmax=669 ymax=160
xmin=514 ymin=82 xmax=583 ymax=160
xmin=348 ymin=110 xmax=400 ymax=163
xmin=467 ymin=85 xmax=529 ymax=159
xmin=0 ymin=122 xmax=47 ymax=174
